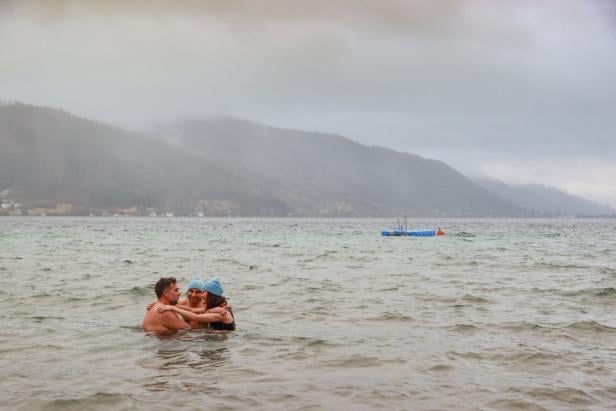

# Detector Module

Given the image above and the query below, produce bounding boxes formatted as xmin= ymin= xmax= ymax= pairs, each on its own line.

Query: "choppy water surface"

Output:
xmin=1 ymin=217 xmax=615 ymax=410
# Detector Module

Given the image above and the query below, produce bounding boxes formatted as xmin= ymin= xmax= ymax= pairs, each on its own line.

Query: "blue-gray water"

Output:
xmin=1 ymin=217 xmax=615 ymax=410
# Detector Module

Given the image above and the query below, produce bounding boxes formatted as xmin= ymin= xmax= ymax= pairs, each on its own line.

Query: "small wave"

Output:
xmin=31 ymin=292 xmax=53 ymax=298
xmin=448 ymin=324 xmax=479 ymax=334
xmin=486 ymin=398 xmax=549 ymax=410
xmin=600 ymin=267 xmax=616 ymax=276
xmin=467 ymin=260 xmax=479 ymax=266
xmin=533 ymin=262 xmax=590 ymax=271
xmin=124 ymin=286 xmax=152 ymax=296
xmin=499 ymin=321 xmax=554 ymax=333
xmin=212 ymin=258 xmax=256 ymax=268
xmin=28 ymin=315 xmax=67 ymax=323
xmin=241 ymin=284 xmax=261 ymax=291
xmin=415 ymin=294 xmax=457 ymax=303
xmin=366 ymin=312 xmax=414 ymax=322
xmin=67 ymin=296 xmax=90 ymax=302
xmin=499 ymin=319 xmax=615 ymax=334
xmin=446 ymin=350 xmax=484 ymax=361
xmin=290 ymin=336 xmax=340 ymax=348
xmin=319 ymin=354 xmax=402 ymax=368
xmin=426 ymin=363 xmax=454 ymax=372
xmin=460 ymin=294 xmax=492 ymax=304
xmin=282 ymin=252 xmax=304 ymax=258
xmin=33 ymin=392 xmax=138 ymax=409
xmin=510 ymin=386 xmax=597 ymax=407
xmin=119 ymin=324 xmax=143 ymax=331
xmin=301 ymin=250 xmax=338 ymax=262
xmin=377 ymin=287 xmax=399 ymax=292
xmin=542 ymin=232 xmax=561 ymax=237
xmin=249 ymin=242 xmax=281 ymax=248
xmin=596 ymin=287 xmax=616 ymax=297
xmin=564 ymin=320 xmax=616 ymax=333
xmin=559 ymin=287 xmax=616 ymax=298
xmin=454 ymin=232 xmax=475 ymax=238
xmin=499 ymin=351 xmax=564 ymax=364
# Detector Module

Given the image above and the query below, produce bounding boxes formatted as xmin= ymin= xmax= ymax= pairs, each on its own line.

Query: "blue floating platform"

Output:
xmin=382 ymin=217 xmax=445 ymax=237
xmin=381 ymin=229 xmax=437 ymax=237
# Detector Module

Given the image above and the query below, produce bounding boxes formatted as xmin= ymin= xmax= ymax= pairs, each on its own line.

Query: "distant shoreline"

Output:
xmin=1 ymin=214 xmax=614 ymax=219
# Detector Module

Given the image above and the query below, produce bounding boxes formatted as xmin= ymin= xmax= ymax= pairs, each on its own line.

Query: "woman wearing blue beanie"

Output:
xmin=158 ymin=276 xmax=235 ymax=331
xmin=201 ymin=276 xmax=235 ymax=330
xmin=202 ymin=276 xmax=224 ymax=297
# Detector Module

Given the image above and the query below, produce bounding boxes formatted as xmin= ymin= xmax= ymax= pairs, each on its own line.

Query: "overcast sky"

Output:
xmin=1 ymin=0 xmax=615 ymax=206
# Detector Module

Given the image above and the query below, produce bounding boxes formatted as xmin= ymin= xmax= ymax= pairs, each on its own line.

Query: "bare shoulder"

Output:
xmin=143 ymin=305 xmax=165 ymax=331
xmin=160 ymin=309 xmax=189 ymax=330
xmin=160 ymin=310 xmax=180 ymax=319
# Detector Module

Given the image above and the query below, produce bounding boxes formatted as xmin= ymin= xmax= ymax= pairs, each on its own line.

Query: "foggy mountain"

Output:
xmin=473 ymin=177 xmax=615 ymax=217
xmin=153 ymin=116 xmax=523 ymax=217
xmin=0 ymin=104 xmax=289 ymax=215
xmin=4 ymin=102 xmax=605 ymax=217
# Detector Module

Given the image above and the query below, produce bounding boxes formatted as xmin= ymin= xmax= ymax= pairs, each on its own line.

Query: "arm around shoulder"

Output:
xmin=160 ymin=310 xmax=190 ymax=331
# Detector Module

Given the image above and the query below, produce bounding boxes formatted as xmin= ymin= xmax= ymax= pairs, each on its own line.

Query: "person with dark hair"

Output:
xmin=142 ymin=277 xmax=190 ymax=333
xmin=157 ymin=276 xmax=235 ymax=331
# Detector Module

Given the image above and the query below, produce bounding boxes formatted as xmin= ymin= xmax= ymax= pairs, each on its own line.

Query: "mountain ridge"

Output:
xmin=1 ymin=103 xmax=609 ymax=217
xmin=472 ymin=177 xmax=615 ymax=217
xmin=153 ymin=115 xmax=523 ymax=216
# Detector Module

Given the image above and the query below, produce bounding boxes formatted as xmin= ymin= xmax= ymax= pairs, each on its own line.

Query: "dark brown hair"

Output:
xmin=205 ymin=292 xmax=228 ymax=310
xmin=154 ymin=277 xmax=176 ymax=299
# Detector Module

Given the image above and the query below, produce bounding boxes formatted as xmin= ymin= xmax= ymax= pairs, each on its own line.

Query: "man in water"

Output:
xmin=142 ymin=277 xmax=189 ymax=333
xmin=178 ymin=277 xmax=206 ymax=310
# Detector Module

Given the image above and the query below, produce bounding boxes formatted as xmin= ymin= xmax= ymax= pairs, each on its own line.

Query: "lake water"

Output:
xmin=1 ymin=217 xmax=615 ymax=410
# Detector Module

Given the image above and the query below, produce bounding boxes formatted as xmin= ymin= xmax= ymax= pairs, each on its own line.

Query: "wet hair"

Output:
xmin=154 ymin=277 xmax=177 ymax=299
xmin=205 ymin=292 xmax=228 ymax=310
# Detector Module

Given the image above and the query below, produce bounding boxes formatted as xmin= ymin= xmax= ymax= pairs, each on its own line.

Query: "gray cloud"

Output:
xmin=1 ymin=0 xmax=615 ymax=205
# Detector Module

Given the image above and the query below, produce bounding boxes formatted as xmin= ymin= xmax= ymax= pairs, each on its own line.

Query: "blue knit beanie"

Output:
xmin=203 ymin=276 xmax=224 ymax=296
xmin=186 ymin=277 xmax=204 ymax=292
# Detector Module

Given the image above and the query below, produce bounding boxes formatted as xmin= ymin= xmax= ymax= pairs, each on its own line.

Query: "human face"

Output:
xmin=187 ymin=288 xmax=203 ymax=306
xmin=165 ymin=282 xmax=181 ymax=305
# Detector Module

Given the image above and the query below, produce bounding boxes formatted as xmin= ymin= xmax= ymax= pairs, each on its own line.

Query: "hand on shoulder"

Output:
xmin=156 ymin=304 xmax=172 ymax=313
xmin=206 ymin=307 xmax=227 ymax=315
